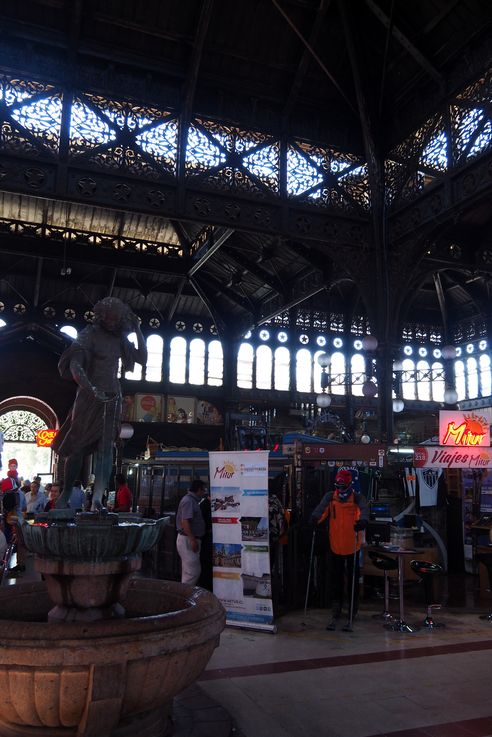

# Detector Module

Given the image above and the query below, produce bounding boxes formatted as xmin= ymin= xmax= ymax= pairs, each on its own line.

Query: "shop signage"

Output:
xmin=36 ymin=429 xmax=57 ymax=447
xmin=439 ymin=410 xmax=489 ymax=447
xmin=414 ymin=445 xmax=492 ymax=469
xmin=298 ymin=442 xmax=387 ymax=466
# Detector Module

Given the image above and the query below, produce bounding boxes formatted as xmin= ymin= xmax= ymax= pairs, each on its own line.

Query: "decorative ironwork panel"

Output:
xmin=69 ymin=93 xmax=177 ymax=177
xmin=0 ymin=76 xmax=61 ymax=156
xmin=0 ymin=409 xmax=47 ymax=442
xmin=452 ymin=104 xmax=492 ymax=163
xmin=287 ymin=141 xmax=366 ymax=212
xmin=186 ymin=118 xmax=279 ymax=195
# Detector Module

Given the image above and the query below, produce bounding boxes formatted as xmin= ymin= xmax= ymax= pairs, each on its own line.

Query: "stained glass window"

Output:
xmin=243 ymin=144 xmax=279 ymax=192
xmin=480 ymin=354 xmax=491 ymax=397
xmin=330 ymin=352 xmax=346 ymax=396
xmin=416 ymin=361 xmax=431 ymax=401
xmin=467 ymin=357 xmax=479 ymax=399
xmin=402 ymin=359 xmax=416 ymax=400
xmin=431 ymin=362 xmax=445 ymax=402
xmin=351 ymin=354 xmax=365 ymax=396
xmin=455 ymin=360 xmax=466 ymax=401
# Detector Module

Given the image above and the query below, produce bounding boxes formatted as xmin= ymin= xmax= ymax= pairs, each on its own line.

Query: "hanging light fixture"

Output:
xmin=316 ymin=353 xmax=331 ymax=407
xmin=362 ymin=379 xmax=377 ymax=398
xmin=360 ymin=434 xmax=371 ymax=444
xmin=392 ymin=398 xmax=404 ymax=413
xmin=316 ymin=394 xmax=332 ymax=407
xmin=362 ymin=335 xmax=378 ymax=351
xmin=444 ymin=387 xmax=458 ymax=404
xmin=441 ymin=345 xmax=457 ymax=360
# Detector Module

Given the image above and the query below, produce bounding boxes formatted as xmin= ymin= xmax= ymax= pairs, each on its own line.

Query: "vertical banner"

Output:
xmin=209 ymin=450 xmax=274 ymax=631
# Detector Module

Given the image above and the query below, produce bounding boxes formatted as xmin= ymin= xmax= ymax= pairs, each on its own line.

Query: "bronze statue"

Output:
xmin=52 ymin=297 xmax=147 ymax=510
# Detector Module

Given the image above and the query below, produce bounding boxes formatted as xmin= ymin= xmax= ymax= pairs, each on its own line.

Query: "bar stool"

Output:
xmin=476 ymin=553 xmax=492 ymax=622
xmin=410 ymin=560 xmax=445 ymax=629
xmin=368 ymin=550 xmax=398 ymax=622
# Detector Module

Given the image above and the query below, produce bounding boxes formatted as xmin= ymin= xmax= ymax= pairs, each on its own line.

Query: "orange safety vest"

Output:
xmin=318 ymin=491 xmax=362 ymax=555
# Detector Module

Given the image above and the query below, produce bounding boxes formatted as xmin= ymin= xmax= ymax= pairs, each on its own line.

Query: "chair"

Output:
xmin=368 ymin=550 xmax=398 ymax=621
xmin=476 ymin=553 xmax=492 ymax=622
xmin=410 ymin=560 xmax=445 ymax=629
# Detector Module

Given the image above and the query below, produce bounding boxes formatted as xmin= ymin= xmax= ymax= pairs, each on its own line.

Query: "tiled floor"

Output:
xmin=3 ymin=557 xmax=492 ymax=737
xmin=199 ymin=601 xmax=492 ymax=737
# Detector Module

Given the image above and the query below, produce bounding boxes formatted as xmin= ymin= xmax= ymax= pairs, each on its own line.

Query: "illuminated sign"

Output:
xmin=36 ymin=429 xmax=58 ymax=447
xmin=414 ymin=446 xmax=492 ymax=469
xmin=439 ymin=411 xmax=490 ymax=447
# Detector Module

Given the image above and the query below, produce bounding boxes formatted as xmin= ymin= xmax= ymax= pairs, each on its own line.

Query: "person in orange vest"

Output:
xmin=310 ymin=469 xmax=368 ymax=630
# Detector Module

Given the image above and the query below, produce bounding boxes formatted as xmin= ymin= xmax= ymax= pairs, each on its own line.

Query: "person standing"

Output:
xmin=176 ymin=479 xmax=207 ymax=586
xmin=310 ymin=469 xmax=368 ymax=630
xmin=25 ymin=481 xmax=47 ymax=514
xmin=114 ymin=473 xmax=132 ymax=512
xmin=69 ymin=480 xmax=86 ymax=511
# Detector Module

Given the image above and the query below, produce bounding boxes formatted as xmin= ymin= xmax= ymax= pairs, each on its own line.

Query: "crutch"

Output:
xmin=343 ymin=530 xmax=359 ymax=632
xmin=303 ymin=527 xmax=316 ymax=619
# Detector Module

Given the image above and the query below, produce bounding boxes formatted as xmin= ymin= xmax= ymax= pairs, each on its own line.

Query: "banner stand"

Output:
xmin=225 ymin=620 xmax=277 ymax=634
xmin=209 ymin=451 xmax=275 ymax=632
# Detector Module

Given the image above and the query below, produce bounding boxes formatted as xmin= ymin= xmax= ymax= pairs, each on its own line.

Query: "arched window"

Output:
xmin=455 ymin=360 xmax=466 ymax=400
xmin=351 ymin=354 xmax=365 ymax=397
xmin=416 ymin=360 xmax=430 ymax=401
xmin=189 ymin=338 xmax=205 ymax=385
xmin=169 ymin=336 xmax=187 ymax=384
xmin=125 ymin=332 xmax=142 ymax=380
xmin=145 ymin=334 xmax=163 ymax=382
xmin=330 ymin=352 xmax=346 ymax=396
xmin=479 ymin=354 xmax=491 ymax=397
xmin=274 ymin=347 xmax=290 ymax=390
xmin=431 ymin=361 xmax=445 ymax=402
xmin=296 ymin=348 xmax=312 ymax=392
xmin=60 ymin=325 xmax=77 ymax=340
xmin=256 ymin=345 xmax=272 ymax=390
xmin=237 ymin=343 xmax=254 ymax=389
xmin=207 ymin=340 xmax=223 ymax=386
xmin=467 ymin=357 xmax=479 ymax=399
xmin=402 ymin=359 xmax=416 ymax=400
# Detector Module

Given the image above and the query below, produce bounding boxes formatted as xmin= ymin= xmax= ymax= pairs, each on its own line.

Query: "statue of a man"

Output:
xmin=52 ymin=297 xmax=147 ymax=510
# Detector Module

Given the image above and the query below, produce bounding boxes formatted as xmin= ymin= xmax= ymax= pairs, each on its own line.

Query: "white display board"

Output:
xmin=209 ymin=450 xmax=275 ymax=631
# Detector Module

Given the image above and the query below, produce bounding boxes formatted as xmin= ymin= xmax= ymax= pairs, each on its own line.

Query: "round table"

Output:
xmin=370 ymin=546 xmax=420 ymax=633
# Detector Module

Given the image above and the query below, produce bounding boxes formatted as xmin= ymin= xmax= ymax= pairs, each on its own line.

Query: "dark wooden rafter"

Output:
xmin=188 ymin=274 xmax=228 ymax=335
xmin=365 ymin=0 xmax=443 ymax=87
xmin=166 ymin=276 xmax=187 ymax=324
xmin=32 ymin=257 xmax=43 ymax=307
xmin=433 ymin=272 xmax=449 ymax=340
xmin=188 ymin=227 xmax=234 ymax=277
xmin=282 ymin=0 xmax=332 ymax=122
xmin=177 ymin=0 xmax=215 ymax=209
xmin=224 ymin=250 xmax=286 ymax=297
xmin=271 ymin=0 xmax=357 ymax=116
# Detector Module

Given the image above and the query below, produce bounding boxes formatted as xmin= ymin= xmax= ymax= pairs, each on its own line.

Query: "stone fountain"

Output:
xmin=0 ymin=513 xmax=225 ymax=737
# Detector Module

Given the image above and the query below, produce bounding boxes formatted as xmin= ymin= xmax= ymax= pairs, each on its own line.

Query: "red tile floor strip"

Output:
xmin=199 ymin=637 xmax=492 ymax=681
xmin=365 ymin=714 xmax=492 ymax=737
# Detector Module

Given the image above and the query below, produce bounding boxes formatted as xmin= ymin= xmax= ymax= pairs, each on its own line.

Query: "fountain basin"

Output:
xmin=0 ymin=578 xmax=225 ymax=737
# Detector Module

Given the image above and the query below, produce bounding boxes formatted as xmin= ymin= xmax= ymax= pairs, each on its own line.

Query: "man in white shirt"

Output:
xmin=24 ymin=481 xmax=47 ymax=514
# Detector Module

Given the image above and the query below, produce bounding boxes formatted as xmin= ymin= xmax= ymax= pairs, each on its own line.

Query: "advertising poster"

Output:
xmin=134 ymin=393 xmax=163 ymax=422
xmin=209 ymin=450 xmax=274 ymax=631
xmin=167 ymin=396 xmax=196 ymax=423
